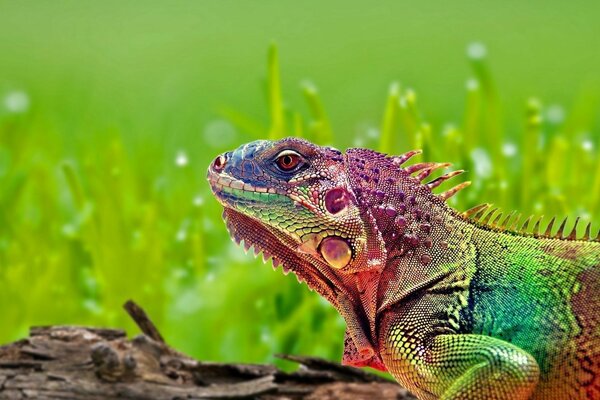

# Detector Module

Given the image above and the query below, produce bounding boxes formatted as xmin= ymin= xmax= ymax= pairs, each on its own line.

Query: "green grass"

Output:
xmin=0 ymin=1 xmax=599 ymax=368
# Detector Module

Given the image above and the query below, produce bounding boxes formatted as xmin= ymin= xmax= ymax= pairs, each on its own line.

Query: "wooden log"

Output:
xmin=0 ymin=301 xmax=415 ymax=399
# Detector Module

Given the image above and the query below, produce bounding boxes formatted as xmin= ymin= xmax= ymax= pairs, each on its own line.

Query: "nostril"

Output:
xmin=213 ymin=155 xmax=226 ymax=171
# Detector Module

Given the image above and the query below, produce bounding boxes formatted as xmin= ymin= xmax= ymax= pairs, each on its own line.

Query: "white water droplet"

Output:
xmin=502 ymin=142 xmax=518 ymax=157
xmin=467 ymin=42 xmax=487 ymax=60
xmin=470 ymin=148 xmax=493 ymax=178
xmin=582 ymin=139 xmax=593 ymax=152
xmin=546 ymin=105 xmax=565 ymax=124
xmin=176 ymin=229 xmax=187 ymax=242
xmin=175 ymin=151 xmax=189 ymax=167
xmin=466 ymin=78 xmax=479 ymax=91
xmin=193 ymin=195 xmax=204 ymax=207
xmin=4 ymin=90 xmax=30 ymax=113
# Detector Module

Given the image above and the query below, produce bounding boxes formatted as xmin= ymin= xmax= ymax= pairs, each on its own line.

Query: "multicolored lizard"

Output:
xmin=207 ymin=137 xmax=600 ymax=399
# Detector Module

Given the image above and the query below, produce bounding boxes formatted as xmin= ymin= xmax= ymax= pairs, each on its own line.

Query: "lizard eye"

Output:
xmin=275 ymin=150 xmax=303 ymax=172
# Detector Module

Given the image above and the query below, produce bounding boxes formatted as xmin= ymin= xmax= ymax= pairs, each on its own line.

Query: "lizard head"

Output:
xmin=207 ymin=137 xmax=387 ymax=301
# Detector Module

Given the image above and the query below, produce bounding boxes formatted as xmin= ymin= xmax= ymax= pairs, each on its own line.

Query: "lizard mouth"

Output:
xmin=207 ymin=168 xmax=284 ymax=208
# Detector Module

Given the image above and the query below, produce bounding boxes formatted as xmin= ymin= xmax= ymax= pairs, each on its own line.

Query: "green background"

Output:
xmin=1 ymin=1 xmax=598 ymax=367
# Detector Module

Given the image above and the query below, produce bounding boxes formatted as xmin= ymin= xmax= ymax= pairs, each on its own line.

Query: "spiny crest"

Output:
xmin=390 ymin=148 xmax=598 ymax=243
xmin=462 ymin=204 xmax=599 ymax=242
xmin=390 ymin=150 xmax=471 ymax=201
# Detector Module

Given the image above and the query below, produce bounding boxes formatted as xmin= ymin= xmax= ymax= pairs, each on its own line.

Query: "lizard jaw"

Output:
xmin=221 ymin=207 xmax=342 ymax=304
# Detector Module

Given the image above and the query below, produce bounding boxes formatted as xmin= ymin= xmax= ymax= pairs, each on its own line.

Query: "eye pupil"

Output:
xmin=276 ymin=151 xmax=301 ymax=171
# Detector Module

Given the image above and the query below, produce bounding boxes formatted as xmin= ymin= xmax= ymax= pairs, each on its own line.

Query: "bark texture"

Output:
xmin=0 ymin=301 xmax=415 ymax=399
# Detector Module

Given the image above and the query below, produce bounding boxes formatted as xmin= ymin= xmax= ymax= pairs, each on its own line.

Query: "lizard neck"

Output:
xmin=376 ymin=201 xmax=479 ymax=315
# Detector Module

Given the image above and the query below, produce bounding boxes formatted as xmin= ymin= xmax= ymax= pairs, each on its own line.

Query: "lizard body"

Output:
xmin=207 ymin=137 xmax=600 ymax=399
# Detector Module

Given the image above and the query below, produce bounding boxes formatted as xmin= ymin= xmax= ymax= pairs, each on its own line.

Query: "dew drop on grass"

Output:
xmin=193 ymin=195 xmax=204 ymax=207
xmin=467 ymin=42 xmax=487 ymax=60
xmin=582 ymin=139 xmax=593 ymax=152
xmin=466 ymin=78 xmax=479 ymax=91
xmin=502 ymin=142 xmax=518 ymax=157
xmin=546 ymin=104 xmax=565 ymax=124
xmin=175 ymin=150 xmax=189 ymax=167
xmin=470 ymin=148 xmax=492 ymax=178
xmin=61 ymin=224 xmax=77 ymax=238
xmin=260 ymin=328 xmax=272 ymax=343
xmin=176 ymin=229 xmax=187 ymax=242
xmin=4 ymin=90 xmax=30 ymax=113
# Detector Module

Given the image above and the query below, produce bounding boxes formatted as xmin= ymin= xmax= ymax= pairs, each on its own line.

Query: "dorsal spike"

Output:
xmin=416 ymin=163 xmax=451 ymax=181
xmin=510 ymin=213 xmax=522 ymax=231
xmin=405 ymin=162 xmax=439 ymax=174
xmin=584 ymin=222 xmax=592 ymax=241
xmin=427 ymin=170 xmax=465 ymax=190
xmin=499 ymin=211 xmax=517 ymax=230
xmin=554 ymin=217 xmax=568 ymax=239
xmin=520 ymin=215 xmax=533 ymax=232
xmin=392 ymin=149 xmax=422 ymax=166
xmin=567 ymin=217 xmax=581 ymax=240
xmin=543 ymin=216 xmax=556 ymax=238
xmin=472 ymin=204 xmax=492 ymax=220
xmin=532 ymin=215 xmax=544 ymax=237
xmin=439 ymin=181 xmax=471 ymax=201
xmin=463 ymin=203 xmax=491 ymax=218
xmin=480 ymin=208 xmax=499 ymax=225
xmin=596 ymin=227 xmax=600 ymax=242
xmin=491 ymin=212 xmax=505 ymax=227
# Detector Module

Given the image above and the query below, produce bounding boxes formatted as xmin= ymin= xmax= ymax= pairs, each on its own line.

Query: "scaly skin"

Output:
xmin=207 ymin=137 xmax=600 ymax=399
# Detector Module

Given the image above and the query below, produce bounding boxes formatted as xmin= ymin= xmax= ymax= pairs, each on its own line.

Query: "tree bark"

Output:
xmin=0 ymin=301 xmax=415 ymax=399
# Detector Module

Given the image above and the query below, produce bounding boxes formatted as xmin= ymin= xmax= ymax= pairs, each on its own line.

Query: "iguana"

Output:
xmin=207 ymin=137 xmax=600 ymax=399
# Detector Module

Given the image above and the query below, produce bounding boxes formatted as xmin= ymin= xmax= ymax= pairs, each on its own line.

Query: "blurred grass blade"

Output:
xmin=218 ymin=107 xmax=267 ymax=138
xmin=302 ymin=81 xmax=333 ymax=145
xmin=62 ymin=162 xmax=86 ymax=211
xmin=463 ymin=78 xmax=481 ymax=159
xmin=468 ymin=42 xmax=501 ymax=162
xmin=293 ymin=112 xmax=304 ymax=138
xmin=521 ymin=98 xmax=542 ymax=206
xmin=268 ymin=44 xmax=286 ymax=140
xmin=379 ymin=82 xmax=400 ymax=154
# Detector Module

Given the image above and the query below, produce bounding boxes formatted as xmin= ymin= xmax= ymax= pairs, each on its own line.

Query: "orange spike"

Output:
xmin=567 ymin=217 xmax=580 ymax=240
xmin=463 ymin=203 xmax=491 ymax=218
xmin=439 ymin=181 xmax=471 ymax=201
xmin=520 ymin=215 xmax=533 ymax=232
xmin=499 ymin=211 xmax=516 ymax=230
xmin=472 ymin=204 xmax=492 ymax=221
xmin=509 ymin=213 xmax=522 ymax=231
xmin=481 ymin=208 xmax=499 ymax=225
xmin=554 ymin=217 xmax=568 ymax=239
xmin=392 ymin=149 xmax=422 ymax=166
xmin=584 ymin=222 xmax=592 ymax=241
xmin=416 ymin=163 xmax=451 ymax=181
xmin=405 ymin=162 xmax=440 ymax=174
xmin=427 ymin=170 xmax=465 ymax=190
xmin=490 ymin=212 xmax=504 ymax=227
xmin=543 ymin=216 xmax=556 ymax=238
xmin=532 ymin=215 xmax=544 ymax=237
